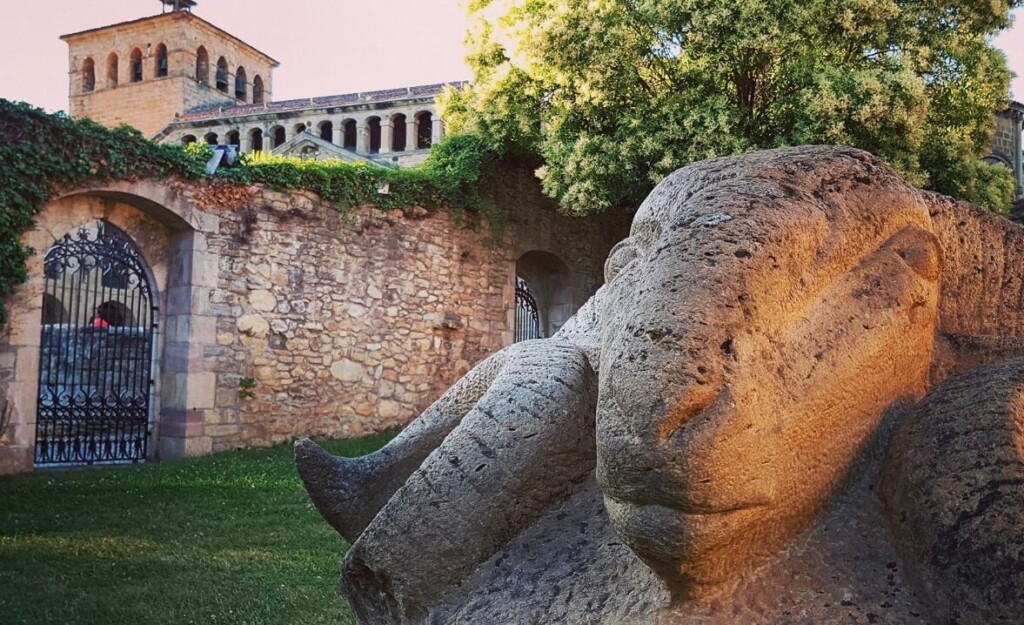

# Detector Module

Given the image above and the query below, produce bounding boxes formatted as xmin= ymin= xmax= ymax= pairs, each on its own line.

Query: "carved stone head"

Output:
xmin=596 ymin=146 xmax=942 ymax=600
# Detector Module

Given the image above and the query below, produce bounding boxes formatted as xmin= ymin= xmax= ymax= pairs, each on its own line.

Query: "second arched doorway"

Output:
xmin=514 ymin=251 xmax=573 ymax=341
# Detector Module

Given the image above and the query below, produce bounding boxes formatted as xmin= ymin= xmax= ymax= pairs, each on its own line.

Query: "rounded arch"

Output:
xmin=203 ymin=132 xmax=219 ymax=146
xmin=195 ymin=46 xmax=209 ymax=84
xmin=318 ymin=120 xmax=334 ymax=143
xmin=41 ymin=293 xmax=67 ymax=326
xmin=215 ymin=56 xmax=229 ymax=92
xmin=342 ymin=119 xmax=357 ymax=150
xmin=155 ymin=43 xmax=168 ymax=77
xmin=82 ymin=57 xmax=96 ymax=93
xmin=294 ymin=122 xmax=307 ymax=135
xmin=130 ymin=48 xmax=143 ymax=83
xmin=16 ymin=186 xmax=216 ymax=468
xmin=106 ymin=52 xmax=119 ymax=88
xmin=35 ymin=219 xmax=158 ymax=466
xmin=95 ymin=300 xmax=135 ymax=327
xmin=235 ymin=66 xmax=247 ymax=101
xmin=181 ymin=134 xmax=197 ymax=145
xmin=515 ymin=251 xmax=573 ymax=339
xmin=415 ymin=111 xmax=433 ymax=149
xmin=985 ymin=154 xmax=1013 ymax=168
xmin=38 ymin=219 xmax=159 ymax=326
xmin=367 ymin=116 xmax=382 ymax=154
xmin=248 ymin=127 xmax=264 ymax=152
xmin=252 ymin=75 xmax=265 ymax=104
xmin=226 ymin=130 xmax=241 ymax=147
xmin=49 ymin=181 xmax=211 ymax=234
xmin=391 ymin=113 xmax=408 ymax=152
xmin=270 ymin=125 xmax=286 ymax=148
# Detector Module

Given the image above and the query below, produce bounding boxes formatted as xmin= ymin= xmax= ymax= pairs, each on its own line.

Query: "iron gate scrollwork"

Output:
xmin=515 ymin=277 xmax=543 ymax=342
xmin=35 ymin=221 xmax=157 ymax=466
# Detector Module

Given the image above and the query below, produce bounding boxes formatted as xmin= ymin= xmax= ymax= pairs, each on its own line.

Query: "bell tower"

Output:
xmin=62 ymin=1 xmax=279 ymax=138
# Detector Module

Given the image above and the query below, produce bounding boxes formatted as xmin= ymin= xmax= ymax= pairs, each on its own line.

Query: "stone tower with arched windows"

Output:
xmin=61 ymin=1 xmax=278 ymax=138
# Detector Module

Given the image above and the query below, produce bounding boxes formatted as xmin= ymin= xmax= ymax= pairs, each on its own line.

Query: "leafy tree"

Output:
xmin=443 ymin=0 xmax=1021 ymax=214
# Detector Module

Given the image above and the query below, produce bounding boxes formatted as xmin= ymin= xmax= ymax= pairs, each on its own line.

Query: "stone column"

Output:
xmin=240 ymin=130 xmax=252 ymax=154
xmin=407 ymin=118 xmax=418 ymax=151
xmin=0 ymin=260 xmax=43 ymax=473
xmin=380 ymin=121 xmax=393 ymax=154
xmin=333 ymin=121 xmax=344 ymax=146
xmin=431 ymin=117 xmax=445 ymax=146
xmin=356 ymin=120 xmax=369 ymax=154
xmin=159 ymin=226 xmax=222 ymax=460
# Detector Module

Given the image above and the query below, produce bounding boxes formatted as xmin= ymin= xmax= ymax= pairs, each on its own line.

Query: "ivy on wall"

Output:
xmin=217 ymin=132 xmax=500 ymax=221
xmin=0 ymin=100 xmax=497 ymax=327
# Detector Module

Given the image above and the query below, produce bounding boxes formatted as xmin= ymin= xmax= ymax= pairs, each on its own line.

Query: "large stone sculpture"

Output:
xmin=296 ymin=146 xmax=1024 ymax=624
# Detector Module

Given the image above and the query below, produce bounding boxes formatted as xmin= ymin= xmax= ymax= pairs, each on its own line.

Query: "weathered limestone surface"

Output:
xmin=883 ymin=359 xmax=1024 ymax=625
xmin=929 ymin=195 xmax=1024 ymax=378
xmin=298 ymin=146 xmax=1024 ymax=624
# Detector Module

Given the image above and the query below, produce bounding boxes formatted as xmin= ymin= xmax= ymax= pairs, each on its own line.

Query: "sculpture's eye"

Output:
xmin=882 ymin=225 xmax=942 ymax=283
xmin=631 ymin=221 xmax=662 ymax=258
xmin=604 ymin=221 xmax=662 ymax=283
xmin=604 ymin=240 xmax=638 ymax=283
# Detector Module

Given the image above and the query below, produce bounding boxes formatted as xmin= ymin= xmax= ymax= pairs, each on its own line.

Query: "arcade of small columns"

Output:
xmin=176 ymin=106 xmax=444 ymax=155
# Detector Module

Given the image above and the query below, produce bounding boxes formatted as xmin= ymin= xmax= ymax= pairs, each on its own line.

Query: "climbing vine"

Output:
xmin=215 ymin=132 xmax=500 ymax=226
xmin=0 ymin=100 xmax=209 ymax=326
xmin=0 ymin=99 xmax=498 ymax=327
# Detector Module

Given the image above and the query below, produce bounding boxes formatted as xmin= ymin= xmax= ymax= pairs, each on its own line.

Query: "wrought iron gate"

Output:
xmin=515 ymin=277 xmax=543 ymax=342
xmin=35 ymin=221 xmax=157 ymax=466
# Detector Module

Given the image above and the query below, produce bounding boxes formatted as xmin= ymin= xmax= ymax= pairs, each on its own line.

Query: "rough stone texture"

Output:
xmin=929 ymin=194 xmax=1024 ymax=379
xmin=296 ymin=145 xmax=1024 ymax=624
xmin=341 ymin=339 xmax=597 ymax=623
xmin=986 ymin=104 xmax=1023 ymax=198
xmin=595 ymin=145 xmax=939 ymax=602
xmin=298 ymin=340 xmax=604 ymax=623
xmin=0 ymin=171 xmax=625 ymax=472
xmin=882 ymin=359 xmax=1024 ymax=625
xmin=430 ymin=478 xmax=668 ymax=625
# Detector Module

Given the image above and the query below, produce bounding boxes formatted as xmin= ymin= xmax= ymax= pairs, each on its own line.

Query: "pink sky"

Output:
xmin=0 ymin=1 xmax=1022 ymax=113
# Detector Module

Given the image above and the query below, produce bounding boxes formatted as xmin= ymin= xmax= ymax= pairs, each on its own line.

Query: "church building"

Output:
xmin=62 ymin=0 xmax=450 ymax=167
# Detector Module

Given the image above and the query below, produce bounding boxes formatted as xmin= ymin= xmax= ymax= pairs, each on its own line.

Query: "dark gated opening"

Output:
xmin=515 ymin=277 xmax=543 ymax=342
xmin=35 ymin=221 xmax=158 ymax=466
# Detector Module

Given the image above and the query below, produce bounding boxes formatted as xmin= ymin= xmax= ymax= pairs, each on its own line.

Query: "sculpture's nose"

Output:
xmin=596 ymin=287 xmax=728 ymax=508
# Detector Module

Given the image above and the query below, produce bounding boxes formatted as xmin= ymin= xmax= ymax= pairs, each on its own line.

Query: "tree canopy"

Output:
xmin=442 ymin=0 xmax=1021 ymax=215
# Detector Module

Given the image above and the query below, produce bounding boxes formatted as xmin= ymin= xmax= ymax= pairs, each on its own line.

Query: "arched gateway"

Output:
xmin=35 ymin=221 xmax=158 ymax=465
xmin=514 ymin=277 xmax=542 ymax=342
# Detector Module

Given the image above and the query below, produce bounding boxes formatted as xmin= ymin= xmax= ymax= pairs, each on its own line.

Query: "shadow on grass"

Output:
xmin=0 ymin=431 xmax=396 ymax=625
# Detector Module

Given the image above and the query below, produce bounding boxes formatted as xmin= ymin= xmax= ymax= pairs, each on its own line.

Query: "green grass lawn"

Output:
xmin=0 ymin=432 xmax=395 ymax=625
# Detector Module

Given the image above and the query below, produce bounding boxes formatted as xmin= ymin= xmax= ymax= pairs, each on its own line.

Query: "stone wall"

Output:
xmin=206 ymin=191 xmax=514 ymax=449
xmin=993 ymin=112 xmax=1017 ymax=161
xmin=0 ymin=172 xmax=626 ymax=472
xmin=989 ymin=104 xmax=1024 ymax=198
